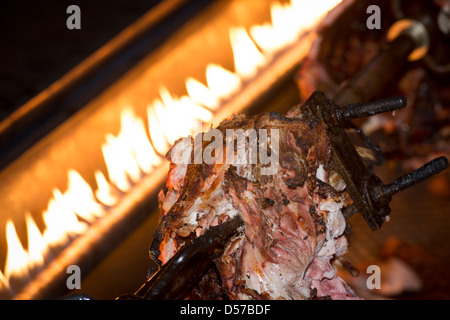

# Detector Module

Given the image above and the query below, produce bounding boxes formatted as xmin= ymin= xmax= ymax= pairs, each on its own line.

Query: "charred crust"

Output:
xmin=200 ymin=163 xmax=214 ymax=181
xmin=176 ymin=164 xmax=204 ymax=204
xmin=224 ymin=166 xmax=248 ymax=194
xmin=261 ymin=194 xmax=276 ymax=210
xmin=308 ymin=118 xmax=320 ymax=130
xmin=309 ymin=205 xmax=326 ymax=235
xmin=149 ymin=231 xmax=163 ymax=266
xmin=264 ymin=197 xmax=275 ymax=206
xmin=267 ymin=111 xmax=294 ymax=123
xmin=217 ymin=113 xmax=250 ymax=132
xmin=281 ymin=194 xmax=290 ymax=206
xmin=251 ymin=165 xmax=274 ymax=186
xmin=293 ymin=134 xmax=312 ymax=157
xmin=280 ymin=153 xmax=307 ymax=189
xmin=309 ymin=287 xmax=332 ymax=300
xmin=285 ymin=177 xmax=305 ymax=189
xmin=150 ymin=164 xmax=206 ymax=265
xmin=233 ymin=281 xmax=271 ymax=300
xmin=189 ymin=265 xmax=228 ymax=300
xmin=316 ymin=179 xmax=340 ymax=199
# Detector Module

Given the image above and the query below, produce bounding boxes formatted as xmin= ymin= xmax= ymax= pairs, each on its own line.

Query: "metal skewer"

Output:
xmin=304 ymin=91 xmax=449 ymax=230
xmin=338 ymin=96 xmax=407 ymax=120
xmin=117 ymin=215 xmax=243 ymax=300
xmin=382 ymin=156 xmax=449 ymax=197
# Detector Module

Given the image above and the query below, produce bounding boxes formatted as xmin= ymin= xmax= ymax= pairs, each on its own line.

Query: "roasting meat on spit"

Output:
xmin=118 ymin=91 xmax=447 ymax=300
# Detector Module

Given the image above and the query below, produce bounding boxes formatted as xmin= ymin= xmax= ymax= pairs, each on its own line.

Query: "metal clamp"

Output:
xmin=302 ymin=91 xmax=448 ymax=230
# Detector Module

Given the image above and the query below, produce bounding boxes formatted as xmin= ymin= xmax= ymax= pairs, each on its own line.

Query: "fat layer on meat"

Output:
xmin=150 ymin=104 xmax=360 ymax=300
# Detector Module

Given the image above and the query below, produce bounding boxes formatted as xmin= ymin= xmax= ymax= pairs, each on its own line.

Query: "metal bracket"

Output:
xmin=302 ymin=91 xmax=448 ymax=230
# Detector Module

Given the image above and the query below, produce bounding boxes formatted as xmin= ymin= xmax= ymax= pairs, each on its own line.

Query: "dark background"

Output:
xmin=0 ymin=1 xmax=160 ymax=121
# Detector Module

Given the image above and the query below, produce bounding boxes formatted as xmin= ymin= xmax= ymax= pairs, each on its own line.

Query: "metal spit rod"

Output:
xmin=117 ymin=216 xmax=243 ymax=300
xmin=333 ymin=17 xmax=432 ymax=107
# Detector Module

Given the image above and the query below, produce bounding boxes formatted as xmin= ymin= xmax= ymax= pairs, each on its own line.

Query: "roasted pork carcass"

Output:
xmin=147 ymin=91 xmax=448 ymax=300
xmin=149 ymin=94 xmax=374 ymax=300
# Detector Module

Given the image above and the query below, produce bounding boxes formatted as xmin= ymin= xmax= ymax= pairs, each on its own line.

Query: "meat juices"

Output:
xmin=150 ymin=101 xmax=361 ymax=299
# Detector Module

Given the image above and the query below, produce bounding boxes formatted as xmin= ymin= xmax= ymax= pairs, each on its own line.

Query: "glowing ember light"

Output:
xmin=4 ymin=220 xmax=30 ymax=282
xmin=25 ymin=213 xmax=46 ymax=271
xmin=292 ymin=0 xmax=344 ymax=30
xmin=1 ymin=0 xmax=343 ymax=297
xmin=0 ymin=270 xmax=10 ymax=294
xmin=42 ymin=189 xmax=88 ymax=246
xmin=230 ymin=27 xmax=267 ymax=79
xmin=185 ymin=77 xmax=219 ymax=110
xmin=250 ymin=1 xmax=299 ymax=53
xmin=95 ymin=170 xmax=119 ymax=206
xmin=66 ymin=170 xmax=104 ymax=222
xmin=102 ymin=107 xmax=161 ymax=192
xmin=178 ymin=96 xmax=213 ymax=127
xmin=147 ymin=88 xmax=213 ymax=157
xmin=206 ymin=64 xmax=241 ymax=99
xmin=153 ymin=92 xmax=176 ymax=145
xmin=158 ymin=88 xmax=205 ymax=143
xmin=102 ymin=134 xmax=137 ymax=192
xmin=251 ymin=0 xmax=342 ymax=53
xmin=117 ymin=107 xmax=162 ymax=173
xmin=147 ymin=102 xmax=171 ymax=156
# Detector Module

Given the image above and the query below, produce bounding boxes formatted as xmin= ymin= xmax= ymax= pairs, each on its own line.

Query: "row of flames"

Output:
xmin=0 ymin=0 xmax=342 ymax=296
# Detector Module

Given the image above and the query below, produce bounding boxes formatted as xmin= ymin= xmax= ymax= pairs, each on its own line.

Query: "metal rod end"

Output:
xmin=382 ymin=156 xmax=449 ymax=197
xmin=339 ymin=96 xmax=407 ymax=120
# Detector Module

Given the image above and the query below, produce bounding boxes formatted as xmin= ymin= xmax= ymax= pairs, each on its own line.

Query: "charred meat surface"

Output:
xmin=149 ymin=96 xmax=366 ymax=300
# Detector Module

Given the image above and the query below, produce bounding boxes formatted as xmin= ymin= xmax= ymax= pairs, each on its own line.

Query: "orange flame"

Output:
xmin=230 ymin=27 xmax=267 ymax=79
xmin=4 ymin=220 xmax=30 ymax=282
xmin=25 ymin=213 xmax=46 ymax=271
xmin=206 ymin=64 xmax=241 ymax=99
